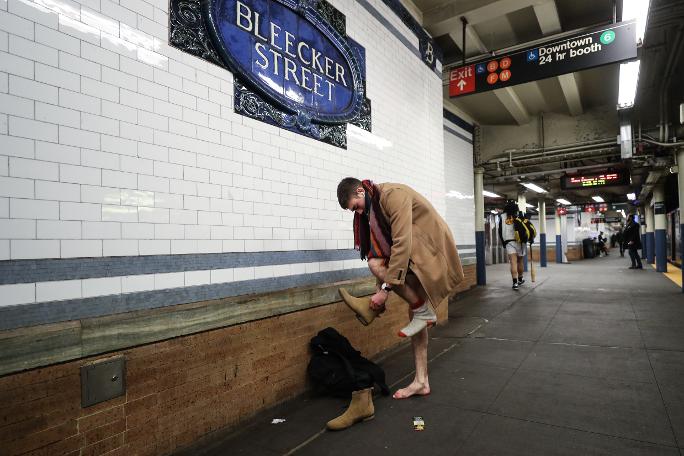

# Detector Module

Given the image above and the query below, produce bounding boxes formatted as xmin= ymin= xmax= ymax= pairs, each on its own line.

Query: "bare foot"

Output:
xmin=392 ymin=381 xmax=430 ymax=399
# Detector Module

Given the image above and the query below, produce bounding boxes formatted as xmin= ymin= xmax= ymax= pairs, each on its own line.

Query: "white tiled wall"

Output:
xmin=443 ymin=119 xmax=475 ymax=247
xmin=0 ymin=0 xmax=452 ymax=266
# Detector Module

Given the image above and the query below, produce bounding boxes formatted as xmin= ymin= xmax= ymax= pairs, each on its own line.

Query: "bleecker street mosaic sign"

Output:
xmin=449 ymin=20 xmax=637 ymax=98
xmin=170 ymin=0 xmax=372 ymax=148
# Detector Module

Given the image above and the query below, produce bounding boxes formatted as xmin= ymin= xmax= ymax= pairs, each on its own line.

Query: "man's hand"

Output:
xmin=370 ymin=290 xmax=388 ymax=311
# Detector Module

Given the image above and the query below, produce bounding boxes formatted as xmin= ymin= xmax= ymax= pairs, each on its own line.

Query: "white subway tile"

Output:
xmin=137 ymin=206 xmax=169 ymax=224
xmin=102 ymin=100 xmax=137 ymax=123
xmin=102 ymin=172 xmax=136 ymax=192
xmin=60 ymin=201 xmax=101 ymax=221
xmin=153 ymin=192 xmax=182 ymax=209
xmin=103 ymin=239 xmax=138 ymax=256
xmin=35 ymin=24 xmax=80 ymax=55
xmin=169 ymin=178 xmax=196 ymax=195
xmin=9 ymin=35 xmax=57 ymax=66
xmin=37 ymin=219 xmax=81 ymax=238
xmin=0 ymin=92 xmax=34 ymax=118
xmin=233 ymin=266 xmax=254 ymax=281
xmin=198 ymin=211 xmax=222 ymax=226
xmin=10 ymin=75 xmax=57 ymax=105
xmin=82 ymin=77 xmax=119 ymax=103
xmin=153 ymin=68 xmax=182 ymax=90
xmin=120 ymin=156 xmax=152 ymax=175
xmin=138 ymin=174 xmax=168 ymax=192
xmin=183 ymin=195 xmax=209 ymax=211
xmin=0 ymin=283 xmax=35 ymax=305
xmin=122 ymin=274 xmax=154 ymax=293
xmin=36 ymin=279 xmax=81 ymax=301
xmin=82 ymin=276 xmax=121 ymax=297
xmin=169 ymin=208 xmax=196 ymax=225
xmin=121 ymin=222 xmax=153 ymax=238
xmin=0 ymin=176 xmax=33 ymax=198
xmin=9 ymin=157 xmax=58 ymax=181
xmin=59 ymin=88 xmax=100 ymax=115
xmin=10 ymin=198 xmax=59 ymax=219
xmin=154 ymin=271 xmax=183 ymax=290
xmin=138 ymin=142 xmax=167 ymax=161
xmin=102 ymin=66 xmax=137 ymax=90
xmin=210 ymin=268 xmax=233 ymax=284
xmin=138 ymin=111 xmax=169 ymax=131
xmin=184 ymin=224 xmax=208 ymax=239
xmin=83 ymin=221 xmax=120 ymax=238
xmin=81 ymin=41 xmax=119 ymax=68
xmin=153 ymin=160 xmax=182 ymax=179
xmin=59 ymin=51 xmax=101 ymax=80
xmin=168 ymin=148 xmax=196 ymax=167
xmin=120 ymin=189 xmax=153 ymax=206
xmin=59 ymin=14 xmax=100 ymax=45
xmin=80 ymin=7 xmax=120 ymax=36
xmin=35 ymin=102 xmax=80 ymax=128
xmin=102 ymin=0 xmax=137 ymax=27
xmin=9 ymin=116 xmax=57 ymax=143
xmin=154 ymin=223 xmax=182 ymax=239
xmin=222 ymin=239 xmax=244 ymax=252
xmin=101 ymin=135 xmax=136 ymax=156
xmin=167 ymin=89 xmax=195 ymax=110
xmin=0 ymin=11 xmax=34 ymax=40
xmin=35 ymin=180 xmax=79 ymax=201
xmin=138 ymin=239 xmax=169 ymax=255
xmin=12 ymin=239 xmax=59 ymax=259
xmin=60 ymin=163 xmax=101 ymax=185
xmin=81 ymin=113 xmax=119 ymax=136
xmin=0 ymin=197 xmax=7 ymax=216
xmin=102 ymin=204 xmax=137 ymax=222
xmin=101 ymin=32 xmax=137 ymax=60
xmin=0 ymin=135 xmax=34 ymax=159
xmin=184 ymin=270 xmax=209 ymax=287
xmin=197 ymin=183 xmax=221 ymax=198
xmin=81 ymin=150 xmax=119 ymax=171
xmin=170 ymin=239 xmax=196 ymax=254
xmin=138 ymin=78 xmax=167 ymax=101
xmin=59 ymin=126 xmax=100 ymax=150
xmin=0 ymin=240 xmax=7 ymax=260
xmin=120 ymin=55 xmax=152 ymax=81
xmin=0 ymin=113 xmax=5 ymax=134
xmin=120 ymin=122 xmax=152 ymax=142
xmin=81 ymin=185 xmax=120 ymax=204
xmin=153 ymin=99 xmax=182 ymax=119
xmin=61 ymin=239 xmax=102 ymax=257
xmin=183 ymin=166 xmax=208 ymax=183
xmin=0 ymin=218 xmax=35 ymax=238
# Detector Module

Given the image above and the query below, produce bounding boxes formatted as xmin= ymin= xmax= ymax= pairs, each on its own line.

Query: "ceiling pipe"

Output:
xmin=481 ymin=142 xmax=619 ymax=167
xmin=484 ymin=158 xmax=653 ymax=183
xmin=640 ymin=138 xmax=684 ymax=147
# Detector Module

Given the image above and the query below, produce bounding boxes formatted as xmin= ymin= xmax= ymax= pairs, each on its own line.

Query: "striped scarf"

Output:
xmin=354 ymin=180 xmax=392 ymax=261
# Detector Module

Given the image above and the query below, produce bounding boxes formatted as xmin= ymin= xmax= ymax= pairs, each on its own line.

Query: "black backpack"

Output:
xmin=307 ymin=327 xmax=390 ymax=398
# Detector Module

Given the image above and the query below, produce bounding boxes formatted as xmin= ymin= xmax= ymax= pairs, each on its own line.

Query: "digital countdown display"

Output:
xmin=561 ymin=171 xmax=629 ymax=190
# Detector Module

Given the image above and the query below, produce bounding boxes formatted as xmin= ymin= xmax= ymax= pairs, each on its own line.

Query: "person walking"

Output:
xmin=498 ymin=201 xmax=529 ymax=289
xmin=623 ymin=216 xmax=643 ymax=269
xmin=335 ymin=178 xmax=464 ymax=409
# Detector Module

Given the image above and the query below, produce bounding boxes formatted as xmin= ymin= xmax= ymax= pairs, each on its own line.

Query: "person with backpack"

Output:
xmin=335 ymin=178 xmax=464 ymax=404
xmin=498 ymin=201 xmax=529 ymax=289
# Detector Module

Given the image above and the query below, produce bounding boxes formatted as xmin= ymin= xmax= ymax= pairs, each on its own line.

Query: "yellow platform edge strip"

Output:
xmin=650 ymin=263 xmax=683 ymax=287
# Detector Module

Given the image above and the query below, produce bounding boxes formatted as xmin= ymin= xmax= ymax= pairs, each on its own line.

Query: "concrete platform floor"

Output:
xmin=176 ymin=253 xmax=684 ymax=456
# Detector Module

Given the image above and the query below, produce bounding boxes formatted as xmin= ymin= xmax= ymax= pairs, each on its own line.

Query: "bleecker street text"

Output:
xmin=236 ymin=1 xmax=348 ymax=101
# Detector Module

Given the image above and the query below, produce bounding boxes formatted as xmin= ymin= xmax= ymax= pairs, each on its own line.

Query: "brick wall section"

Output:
xmin=0 ymin=264 xmax=475 ymax=456
xmin=544 ymin=244 xmax=584 ymax=263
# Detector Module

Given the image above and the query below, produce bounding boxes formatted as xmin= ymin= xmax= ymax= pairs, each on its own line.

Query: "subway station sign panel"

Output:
xmin=170 ymin=0 xmax=371 ymax=148
xmin=449 ymin=20 xmax=637 ymax=98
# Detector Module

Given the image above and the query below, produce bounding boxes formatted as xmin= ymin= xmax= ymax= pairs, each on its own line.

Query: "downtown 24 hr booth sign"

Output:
xmin=170 ymin=0 xmax=371 ymax=148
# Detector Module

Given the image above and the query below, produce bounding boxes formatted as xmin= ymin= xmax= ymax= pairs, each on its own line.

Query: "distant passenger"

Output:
xmin=498 ymin=201 xmax=529 ymax=289
xmin=615 ymin=226 xmax=625 ymax=257
xmin=623 ymin=216 xmax=643 ymax=269
xmin=597 ymin=231 xmax=609 ymax=257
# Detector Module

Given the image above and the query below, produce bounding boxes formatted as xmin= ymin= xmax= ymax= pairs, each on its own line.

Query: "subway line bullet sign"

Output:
xmin=449 ymin=20 xmax=637 ymax=98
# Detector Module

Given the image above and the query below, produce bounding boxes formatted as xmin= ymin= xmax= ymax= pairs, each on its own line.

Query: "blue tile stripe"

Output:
xmin=0 ymin=268 xmax=373 ymax=331
xmin=443 ymin=109 xmax=474 ymax=134
xmin=0 ymin=250 xmax=361 ymax=285
xmin=443 ymin=125 xmax=473 ymax=144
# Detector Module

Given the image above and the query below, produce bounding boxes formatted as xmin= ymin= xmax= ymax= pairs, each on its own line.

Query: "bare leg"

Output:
xmin=517 ymin=256 xmax=524 ymax=278
xmin=368 ymin=259 xmax=422 ymax=306
xmin=508 ymin=253 xmax=518 ymax=279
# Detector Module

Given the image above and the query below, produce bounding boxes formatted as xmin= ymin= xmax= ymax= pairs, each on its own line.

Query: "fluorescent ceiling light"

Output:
xmin=556 ymin=198 xmax=572 ymax=205
xmin=592 ymin=196 xmax=605 ymax=202
xmin=525 ymin=203 xmax=535 ymax=208
xmin=482 ymin=190 xmax=502 ymax=198
xmin=522 ymin=182 xmax=547 ymax=193
xmin=622 ymin=0 xmax=651 ymax=44
xmin=618 ymin=60 xmax=640 ymax=109
xmin=627 ymin=192 xmax=636 ymax=200
xmin=490 ymin=209 xmax=498 ymax=214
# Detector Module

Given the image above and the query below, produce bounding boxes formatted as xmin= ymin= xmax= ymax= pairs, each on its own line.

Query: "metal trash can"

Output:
xmin=582 ymin=238 xmax=596 ymax=259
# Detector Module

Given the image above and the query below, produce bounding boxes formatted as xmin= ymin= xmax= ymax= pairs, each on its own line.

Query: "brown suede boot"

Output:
xmin=338 ymin=288 xmax=381 ymax=326
xmin=326 ymin=388 xmax=375 ymax=431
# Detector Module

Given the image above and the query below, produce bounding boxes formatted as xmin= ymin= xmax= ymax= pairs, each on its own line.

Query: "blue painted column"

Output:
xmin=555 ymin=212 xmax=562 ymax=264
xmin=474 ymin=168 xmax=486 ymax=286
xmin=645 ymin=203 xmax=655 ymax=264
xmin=539 ymin=200 xmax=547 ymax=267
xmin=654 ymin=185 xmax=667 ymax=273
xmin=641 ymin=232 xmax=648 ymax=260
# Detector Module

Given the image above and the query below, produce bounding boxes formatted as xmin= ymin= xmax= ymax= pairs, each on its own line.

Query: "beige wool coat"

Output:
xmin=377 ymin=183 xmax=464 ymax=307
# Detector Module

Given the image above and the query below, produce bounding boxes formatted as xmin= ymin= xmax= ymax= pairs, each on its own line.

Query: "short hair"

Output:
xmin=337 ymin=177 xmax=362 ymax=209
